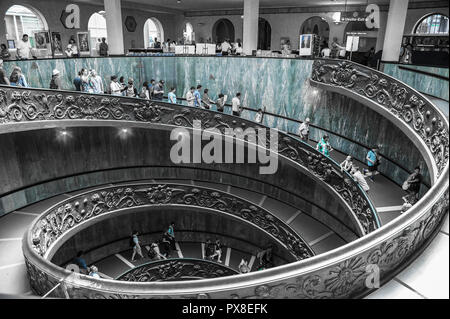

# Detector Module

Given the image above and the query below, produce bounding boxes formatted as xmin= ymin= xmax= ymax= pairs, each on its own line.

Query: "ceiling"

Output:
xmin=74 ymin=0 xmax=447 ymax=14
xmin=121 ymin=0 xmax=444 ymax=12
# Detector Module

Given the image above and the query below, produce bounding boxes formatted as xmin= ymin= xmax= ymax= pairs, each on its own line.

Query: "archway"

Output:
xmin=414 ymin=13 xmax=449 ymax=34
xmin=4 ymin=5 xmax=48 ymax=43
xmin=183 ymin=22 xmax=194 ymax=44
xmin=144 ymin=18 xmax=164 ymax=48
xmin=212 ymin=19 xmax=235 ymax=43
xmin=88 ymin=11 xmax=107 ymax=54
xmin=300 ymin=16 xmax=330 ymax=44
xmin=258 ymin=18 xmax=271 ymax=50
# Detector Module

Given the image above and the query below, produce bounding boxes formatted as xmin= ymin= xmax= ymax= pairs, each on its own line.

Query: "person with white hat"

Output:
xmin=0 ymin=59 xmax=10 ymax=85
xmin=298 ymin=117 xmax=311 ymax=142
xmin=49 ymin=69 xmax=62 ymax=90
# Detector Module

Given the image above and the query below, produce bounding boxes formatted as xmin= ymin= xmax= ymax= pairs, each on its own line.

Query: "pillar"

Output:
xmin=243 ymin=0 xmax=260 ymax=55
xmin=381 ymin=0 xmax=409 ymax=61
xmin=104 ymin=0 xmax=124 ymax=55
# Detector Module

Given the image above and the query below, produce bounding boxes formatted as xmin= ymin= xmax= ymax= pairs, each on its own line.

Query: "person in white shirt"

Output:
xmin=298 ymin=118 xmax=310 ymax=141
xmin=16 ymin=34 xmax=35 ymax=60
xmin=232 ymin=92 xmax=242 ymax=117
xmin=221 ymin=40 xmax=231 ymax=55
xmin=65 ymin=38 xmax=79 ymax=57
xmin=109 ymin=75 xmax=123 ymax=96
xmin=235 ymin=43 xmax=243 ymax=55
xmin=340 ymin=156 xmax=354 ymax=173
xmin=352 ymin=167 xmax=370 ymax=193
xmin=89 ymin=69 xmax=104 ymax=94
xmin=321 ymin=47 xmax=331 ymax=58
xmin=186 ymin=87 xmax=195 ymax=106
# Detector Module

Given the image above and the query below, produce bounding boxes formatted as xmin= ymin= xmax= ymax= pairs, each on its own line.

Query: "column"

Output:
xmin=104 ymin=0 xmax=124 ymax=55
xmin=243 ymin=0 xmax=260 ymax=55
xmin=381 ymin=0 xmax=409 ymax=61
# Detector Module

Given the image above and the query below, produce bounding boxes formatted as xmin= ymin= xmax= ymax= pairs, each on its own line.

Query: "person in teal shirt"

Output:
xmin=168 ymin=87 xmax=177 ymax=104
xmin=364 ymin=146 xmax=380 ymax=181
xmin=316 ymin=135 xmax=332 ymax=156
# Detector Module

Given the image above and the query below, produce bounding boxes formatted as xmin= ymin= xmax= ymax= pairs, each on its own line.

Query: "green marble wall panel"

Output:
xmin=382 ymin=63 xmax=449 ymax=102
xmin=2 ymin=57 xmax=429 ymax=189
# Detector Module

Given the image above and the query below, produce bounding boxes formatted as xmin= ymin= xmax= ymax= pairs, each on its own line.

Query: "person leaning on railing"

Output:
xmin=402 ymin=166 xmax=422 ymax=205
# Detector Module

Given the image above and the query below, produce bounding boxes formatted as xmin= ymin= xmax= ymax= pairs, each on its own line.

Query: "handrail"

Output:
xmin=14 ymin=58 xmax=449 ymax=299
xmin=0 ymin=84 xmax=377 ymax=235
xmin=116 ymin=258 xmax=240 ymax=281
xmin=30 ymin=182 xmax=314 ymax=262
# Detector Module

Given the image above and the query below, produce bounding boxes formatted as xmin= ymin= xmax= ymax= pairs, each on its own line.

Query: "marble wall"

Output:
xmin=2 ymin=56 xmax=430 ymax=187
xmin=382 ymin=63 xmax=449 ymax=102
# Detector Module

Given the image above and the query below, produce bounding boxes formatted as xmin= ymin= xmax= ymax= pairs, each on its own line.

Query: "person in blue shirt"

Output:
xmin=364 ymin=146 xmax=380 ymax=182
xmin=194 ymin=84 xmax=202 ymax=107
xmin=168 ymin=87 xmax=177 ymax=104
xmin=73 ymin=251 xmax=88 ymax=274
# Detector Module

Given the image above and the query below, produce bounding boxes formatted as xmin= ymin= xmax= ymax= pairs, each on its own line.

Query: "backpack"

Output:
xmin=129 ymin=236 xmax=135 ymax=247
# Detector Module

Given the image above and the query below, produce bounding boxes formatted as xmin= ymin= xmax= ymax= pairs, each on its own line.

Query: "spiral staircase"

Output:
xmin=0 ymin=57 xmax=448 ymax=299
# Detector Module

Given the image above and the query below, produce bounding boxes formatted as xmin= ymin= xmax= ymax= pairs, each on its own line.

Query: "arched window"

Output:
xmin=144 ymin=18 xmax=164 ymax=48
xmin=414 ymin=13 xmax=449 ymax=34
xmin=88 ymin=12 xmax=107 ymax=40
xmin=258 ymin=18 xmax=271 ymax=50
xmin=4 ymin=5 xmax=48 ymax=42
xmin=300 ymin=16 xmax=330 ymax=43
xmin=184 ymin=22 xmax=194 ymax=44
xmin=212 ymin=19 xmax=235 ymax=43
xmin=88 ymin=11 xmax=107 ymax=54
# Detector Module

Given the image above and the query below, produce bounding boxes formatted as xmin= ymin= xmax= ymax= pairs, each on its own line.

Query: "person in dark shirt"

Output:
xmin=204 ymin=239 xmax=216 ymax=260
xmin=153 ymin=80 xmax=165 ymax=100
xmin=99 ymin=38 xmax=108 ymax=57
xmin=0 ymin=59 xmax=10 ymax=85
xmin=402 ymin=166 xmax=422 ymax=204
xmin=73 ymin=70 xmax=82 ymax=91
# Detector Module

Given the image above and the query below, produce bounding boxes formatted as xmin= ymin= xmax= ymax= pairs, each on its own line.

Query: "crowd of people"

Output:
xmin=1 ymin=58 xmax=424 ymax=212
xmin=299 ymin=119 xmax=422 ymax=211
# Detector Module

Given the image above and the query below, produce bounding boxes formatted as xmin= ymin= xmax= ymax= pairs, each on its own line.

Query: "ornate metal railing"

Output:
xmin=310 ymin=59 xmax=449 ymax=181
xmin=0 ymin=84 xmax=378 ymax=234
xmin=30 ymin=182 xmax=313 ymax=261
xmin=18 ymin=58 xmax=449 ymax=299
xmin=116 ymin=258 xmax=239 ymax=282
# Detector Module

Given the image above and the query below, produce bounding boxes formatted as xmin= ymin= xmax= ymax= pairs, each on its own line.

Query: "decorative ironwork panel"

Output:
xmin=30 ymin=183 xmax=313 ymax=260
xmin=117 ymin=259 xmax=239 ymax=282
